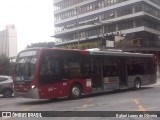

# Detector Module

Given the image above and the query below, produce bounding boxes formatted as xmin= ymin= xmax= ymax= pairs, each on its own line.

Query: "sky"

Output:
xmin=0 ymin=0 xmax=54 ymax=52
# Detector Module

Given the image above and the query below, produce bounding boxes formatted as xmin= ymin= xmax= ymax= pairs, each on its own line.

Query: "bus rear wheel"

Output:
xmin=134 ymin=78 xmax=141 ymax=89
xmin=70 ymin=84 xmax=82 ymax=99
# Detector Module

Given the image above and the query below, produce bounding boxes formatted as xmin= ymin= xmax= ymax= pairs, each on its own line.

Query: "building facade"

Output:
xmin=53 ymin=0 xmax=160 ymax=51
xmin=0 ymin=25 xmax=17 ymax=57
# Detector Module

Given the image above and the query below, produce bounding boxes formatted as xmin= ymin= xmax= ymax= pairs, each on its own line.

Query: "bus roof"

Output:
xmin=22 ymin=47 xmax=154 ymax=58
xmin=89 ymin=50 xmax=153 ymax=57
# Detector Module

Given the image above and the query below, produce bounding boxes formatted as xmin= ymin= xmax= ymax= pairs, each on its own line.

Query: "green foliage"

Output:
xmin=0 ymin=54 xmax=10 ymax=75
xmin=27 ymin=42 xmax=55 ymax=48
xmin=9 ymin=62 xmax=16 ymax=75
xmin=61 ymin=41 xmax=102 ymax=49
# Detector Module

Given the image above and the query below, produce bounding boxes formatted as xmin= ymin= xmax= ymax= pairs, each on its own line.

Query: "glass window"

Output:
xmin=111 ymin=0 xmax=114 ymax=4
xmin=83 ymin=58 xmax=91 ymax=77
xmin=99 ymin=13 xmax=105 ymax=20
xmin=127 ymin=57 xmax=148 ymax=75
xmin=134 ymin=3 xmax=143 ymax=13
xmin=107 ymin=0 xmax=111 ymax=6
xmin=87 ymin=5 xmax=90 ymax=11
xmin=101 ymin=1 xmax=105 ymax=8
xmin=108 ymin=24 xmax=116 ymax=32
xmin=0 ymin=77 xmax=8 ymax=82
xmin=64 ymin=57 xmax=81 ymax=78
xmin=90 ymin=4 xmax=93 ymax=10
xmin=135 ymin=19 xmax=143 ymax=27
xmin=117 ymin=6 xmax=132 ymax=17
xmin=39 ymin=50 xmax=84 ymax=80
xmin=15 ymin=56 xmax=38 ymax=81
xmin=94 ymin=2 xmax=99 ymax=10
xmin=39 ymin=55 xmax=63 ymax=84
xmin=103 ymin=57 xmax=118 ymax=77
xmin=118 ymin=21 xmax=133 ymax=30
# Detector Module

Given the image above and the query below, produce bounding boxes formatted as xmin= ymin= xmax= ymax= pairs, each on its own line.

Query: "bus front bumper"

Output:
xmin=14 ymin=88 xmax=39 ymax=99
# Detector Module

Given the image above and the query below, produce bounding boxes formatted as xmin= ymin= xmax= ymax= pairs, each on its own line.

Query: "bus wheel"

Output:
xmin=70 ymin=84 xmax=82 ymax=99
xmin=134 ymin=78 xmax=141 ymax=89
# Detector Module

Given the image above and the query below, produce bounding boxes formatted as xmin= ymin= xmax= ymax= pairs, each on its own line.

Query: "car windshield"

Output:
xmin=15 ymin=50 xmax=38 ymax=81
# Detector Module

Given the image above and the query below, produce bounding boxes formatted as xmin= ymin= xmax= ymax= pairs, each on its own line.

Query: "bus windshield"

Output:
xmin=15 ymin=50 xmax=39 ymax=81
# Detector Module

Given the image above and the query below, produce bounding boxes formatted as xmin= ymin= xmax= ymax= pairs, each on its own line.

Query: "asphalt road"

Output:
xmin=0 ymin=79 xmax=160 ymax=120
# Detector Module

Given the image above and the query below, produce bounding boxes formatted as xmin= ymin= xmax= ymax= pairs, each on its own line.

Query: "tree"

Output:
xmin=27 ymin=42 xmax=55 ymax=48
xmin=0 ymin=54 xmax=10 ymax=75
xmin=9 ymin=62 xmax=16 ymax=76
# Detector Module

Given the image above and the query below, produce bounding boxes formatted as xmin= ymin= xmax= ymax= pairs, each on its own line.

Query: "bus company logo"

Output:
xmin=2 ymin=112 xmax=12 ymax=118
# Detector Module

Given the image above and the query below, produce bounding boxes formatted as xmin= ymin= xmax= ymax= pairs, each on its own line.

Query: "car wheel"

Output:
xmin=70 ymin=84 xmax=82 ymax=99
xmin=134 ymin=78 xmax=141 ymax=90
xmin=2 ymin=89 xmax=13 ymax=98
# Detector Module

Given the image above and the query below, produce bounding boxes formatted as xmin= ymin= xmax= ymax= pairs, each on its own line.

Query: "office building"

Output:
xmin=53 ymin=0 xmax=160 ymax=50
xmin=0 ymin=25 xmax=17 ymax=57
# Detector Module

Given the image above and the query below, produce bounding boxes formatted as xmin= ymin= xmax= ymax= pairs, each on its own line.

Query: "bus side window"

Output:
xmin=39 ymin=56 xmax=63 ymax=84
xmin=50 ymin=59 xmax=60 ymax=75
xmin=40 ymin=56 xmax=50 ymax=75
xmin=83 ymin=59 xmax=91 ymax=78
xmin=104 ymin=65 xmax=117 ymax=77
xmin=64 ymin=57 xmax=81 ymax=79
xmin=63 ymin=60 xmax=69 ymax=79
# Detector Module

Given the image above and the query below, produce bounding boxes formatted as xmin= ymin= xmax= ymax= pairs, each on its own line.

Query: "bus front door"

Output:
xmin=118 ymin=58 xmax=127 ymax=87
xmin=91 ymin=57 xmax=103 ymax=90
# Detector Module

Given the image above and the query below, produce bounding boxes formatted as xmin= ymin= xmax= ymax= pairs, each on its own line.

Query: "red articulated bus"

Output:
xmin=13 ymin=48 xmax=157 ymax=99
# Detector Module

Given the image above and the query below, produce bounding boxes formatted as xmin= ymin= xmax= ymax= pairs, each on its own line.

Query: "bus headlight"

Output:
xmin=31 ymin=85 xmax=35 ymax=89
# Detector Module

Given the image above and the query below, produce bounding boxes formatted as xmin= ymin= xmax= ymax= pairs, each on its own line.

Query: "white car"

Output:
xmin=0 ymin=76 xmax=13 ymax=98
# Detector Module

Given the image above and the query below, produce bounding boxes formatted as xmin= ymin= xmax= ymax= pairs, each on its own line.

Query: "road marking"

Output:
xmin=138 ymin=105 xmax=146 ymax=111
xmin=109 ymin=99 xmax=133 ymax=104
xmin=133 ymin=99 xmax=139 ymax=105
xmin=83 ymin=98 xmax=92 ymax=102
xmin=80 ymin=99 xmax=134 ymax=108
xmin=81 ymin=104 xmax=95 ymax=108
xmin=87 ymin=98 xmax=92 ymax=102
xmin=75 ymin=104 xmax=95 ymax=109
xmin=22 ymin=105 xmax=30 ymax=110
xmin=133 ymin=99 xmax=146 ymax=111
xmin=132 ymin=99 xmax=155 ymax=120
